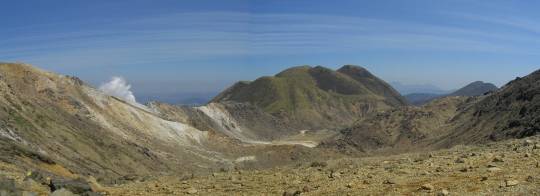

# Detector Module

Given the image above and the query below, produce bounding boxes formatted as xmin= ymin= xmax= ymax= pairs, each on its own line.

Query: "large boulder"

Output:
xmin=49 ymin=178 xmax=92 ymax=194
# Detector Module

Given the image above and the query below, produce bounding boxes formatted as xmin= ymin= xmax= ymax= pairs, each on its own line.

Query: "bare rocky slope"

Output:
xmin=324 ymin=68 xmax=539 ymax=154
xmin=436 ymin=69 xmax=540 ymax=146
xmin=0 ymin=63 xmax=338 ymax=189
xmin=0 ymin=63 xmax=233 ymax=180
xmin=321 ymin=96 xmax=478 ymax=154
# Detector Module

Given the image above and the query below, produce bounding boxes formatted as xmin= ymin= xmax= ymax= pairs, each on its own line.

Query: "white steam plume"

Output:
xmin=99 ymin=77 xmax=137 ymax=103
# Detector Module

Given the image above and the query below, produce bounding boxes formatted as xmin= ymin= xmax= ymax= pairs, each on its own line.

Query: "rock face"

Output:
xmin=212 ymin=65 xmax=407 ymax=130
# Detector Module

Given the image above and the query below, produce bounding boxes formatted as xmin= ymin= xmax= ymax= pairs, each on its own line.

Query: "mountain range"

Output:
xmin=0 ymin=62 xmax=538 ymax=195
xmin=390 ymin=82 xmax=452 ymax=95
xmin=404 ymin=81 xmax=498 ymax=105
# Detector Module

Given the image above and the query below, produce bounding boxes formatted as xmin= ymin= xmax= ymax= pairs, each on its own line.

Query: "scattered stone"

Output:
xmin=526 ymin=176 xmax=535 ymax=183
xmin=524 ymin=139 xmax=534 ymax=146
xmin=310 ymin=161 xmax=328 ymax=168
xmin=481 ymin=176 xmax=489 ymax=181
xmin=492 ymin=157 xmax=504 ymax=163
xmin=121 ymin=174 xmax=139 ymax=182
xmin=329 ymin=171 xmax=341 ymax=179
xmin=487 ymin=167 xmax=502 ymax=172
xmin=383 ymin=179 xmax=397 ymax=185
xmin=21 ymin=178 xmax=49 ymax=194
xmin=186 ymin=187 xmax=198 ymax=194
xmin=82 ymin=192 xmax=102 ymax=196
xmin=87 ymin=176 xmax=104 ymax=192
xmin=437 ymin=189 xmax=450 ymax=196
xmin=455 ymin=158 xmax=466 ymax=163
xmin=302 ymin=186 xmax=311 ymax=192
xmin=524 ymin=153 xmax=531 ymax=158
xmin=0 ymin=178 xmax=17 ymax=193
xmin=282 ymin=189 xmax=301 ymax=196
xmin=420 ymin=183 xmax=434 ymax=191
xmin=505 ymin=179 xmax=519 ymax=187
xmin=25 ymin=171 xmax=51 ymax=185
xmin=534 ymin=144 xmax=540 ymax=149
xmin=346 ymin=183 xmax=353 ymax=188
xmin=21 ymin=191 xmax=38 ymax=196
xmin=50 ymin=188 xmax=77 ymax=196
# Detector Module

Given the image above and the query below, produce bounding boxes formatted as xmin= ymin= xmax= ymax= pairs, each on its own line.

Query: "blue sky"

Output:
xmin=1 ymin=0 xmax=540 ymax=103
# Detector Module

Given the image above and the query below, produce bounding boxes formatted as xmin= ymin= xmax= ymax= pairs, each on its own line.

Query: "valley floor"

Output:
xmin=105 ymin=136 xmax=540 ymax=195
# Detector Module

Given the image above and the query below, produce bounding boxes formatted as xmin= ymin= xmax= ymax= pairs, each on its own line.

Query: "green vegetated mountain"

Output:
xmin=324 ymin=68 xmax=539 ymax=154
xmin=212 ymin=65 xmax=407 ymax=130
xmin=405 ymin=81 xmax=498 ymax=106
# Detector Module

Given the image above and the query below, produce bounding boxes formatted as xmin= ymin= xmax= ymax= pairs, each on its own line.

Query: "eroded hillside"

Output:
xmin=0 ymin=63 xmax=339 ymax=187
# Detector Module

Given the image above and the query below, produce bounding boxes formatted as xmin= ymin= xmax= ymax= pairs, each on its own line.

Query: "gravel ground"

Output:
xmin=106 ymin=136 xmax=540 ymax=195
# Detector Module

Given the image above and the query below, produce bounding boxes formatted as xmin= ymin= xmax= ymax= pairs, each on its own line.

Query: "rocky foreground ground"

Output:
xmin=106 ymin=136 xmax=540 ymax=196
xmin=2 ymin=135 xmax=540 ymax=195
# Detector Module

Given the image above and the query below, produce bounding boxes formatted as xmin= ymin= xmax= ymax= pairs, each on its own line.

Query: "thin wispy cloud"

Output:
xmin=3 ymin=11 xmax=539 ymax=68
xmin=2 ymin=1 xmax=540 ymax=99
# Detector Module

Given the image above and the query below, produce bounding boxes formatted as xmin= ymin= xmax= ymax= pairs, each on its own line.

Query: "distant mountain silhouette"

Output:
xmin=447 ymin=81 xmax=498 ymax=97
xmin=404 ymin=81 xmax=498 ymax=105
xmin=390 ymin=81 xmax=451 ymax=95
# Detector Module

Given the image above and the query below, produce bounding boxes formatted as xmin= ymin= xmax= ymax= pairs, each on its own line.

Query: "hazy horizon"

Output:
xmin=2 ymin=0 xmax=539 ymax=103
